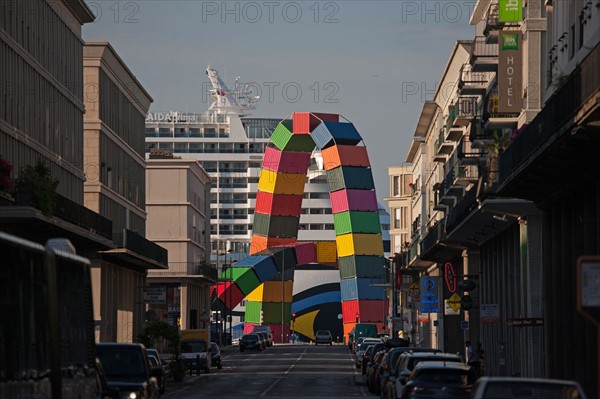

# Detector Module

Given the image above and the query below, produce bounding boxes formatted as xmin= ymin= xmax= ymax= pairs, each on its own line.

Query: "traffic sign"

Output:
xmin=460 ymin=295 xmax=473 ymax=311
xmin=447 ymin=293 xmax=462 ymax=312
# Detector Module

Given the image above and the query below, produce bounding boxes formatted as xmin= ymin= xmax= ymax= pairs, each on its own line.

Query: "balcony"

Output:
xmin=148 ymin=261 xmax=218 ymax=281
xmin=105 ymin=228 xmax=168 ymax=269
xmin=457 ymin=137 xmax=483 ymax=166
xmin=459 ymin=65 xmax=493 ymax=96
xmin=419 ymin=219 xmax=463 ymax=262
xmin=455 ymin=96 xmax=479 ymax=126
xmin=0 ymin=193 xmax=114 ymax=251
xmin=499 ymin=42 xmax=600 ymax=202
xmin=434 ymin=127 xmax=454 ymax=162
xmin=483 ymin=2 xmax=501 ymax=43
xmin=470 ymin=37 xmax=498 ymax=72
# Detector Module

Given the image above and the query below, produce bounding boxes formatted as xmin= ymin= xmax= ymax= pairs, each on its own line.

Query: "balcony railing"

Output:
xmin=446 ymin=102 xmax=459 ymax=130
xmin=114 ymin=228 xmax=168 ymax=265
xmin=54 ymin=194 xmax=113 ymax=240
xmin=420 ymin=220 xmax=445 ymax=255
xmin=501 ymin=43 xmax=600 ymax=182
xmin=471 ymin=37 xmax=498 ymax=58
xmin=148 ymin=262 xmax=218 ymax=279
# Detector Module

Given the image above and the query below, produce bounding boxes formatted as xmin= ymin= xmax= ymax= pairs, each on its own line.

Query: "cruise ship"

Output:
xmin=145 ymin=67 xmax=390 ymax=329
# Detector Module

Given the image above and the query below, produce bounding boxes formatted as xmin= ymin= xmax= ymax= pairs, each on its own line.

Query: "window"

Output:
xmin=392 ymin=176 xmax=399 ymax=196
xmin=325 ymin=224 xmax=334 ymax=230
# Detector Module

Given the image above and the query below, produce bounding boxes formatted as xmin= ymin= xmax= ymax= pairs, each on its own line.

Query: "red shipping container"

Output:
xmin=330 ymin=189 xmax=378 ymax=214
xmin=216 ymin=282 xmax=245 ymax=310
xmin=263 ymin=147 xmax=312 ymax=174
xmin=250 ymin=235 xmax=297 ymax=255
xmin=244 ymin=322 xmax=260 ymax=335
xmin=342 ymin=299 xmax=388 ymax=324
xmin=293 ymin=112 xmax=339 ymax=134
xmin=269 ymin=323 xmax=291 ymax=343
xmin=275 ymin=242 xmax=317 ymax=265
xmin=321 ymin=145 xmax=370 ymax=171
xmin=255 ymin=191 xmax=303 ymax=216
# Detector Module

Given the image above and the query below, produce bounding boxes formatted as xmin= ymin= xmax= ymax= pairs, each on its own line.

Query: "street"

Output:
xmin=163 ymin=344 xmax=368 ymax=398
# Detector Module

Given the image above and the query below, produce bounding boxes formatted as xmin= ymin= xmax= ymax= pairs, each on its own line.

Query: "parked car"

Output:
xmin=240 ymin=333 xmax=263 ymax=352
xmin=95 ymin=357 xmax=120 ymax=399
xmin=400 ymin=361 xmax=471 ymax=399
xmin=145 ymin=349 xmax=166 ymax=394
xmin=378 ymin=347 xmax=420 ymax=398
xmin=315 ymin=330 xmax=333 ymax=345
xmin=255 ymin=332 xmax=269 ymax=349
xmin=387 ymin=351 xmax=462 ymax=399
xmin=147 ymin=355 xmax=165 ymax=395
xmin=362 ymin=343 xmax=386 ymax=375
xmin=96 ymin=343 xmax=159 ymax=399
xmin=470 ymin=377 xmax=588 ymax=399
xmin=209 ymin=342 xmax=223 ymax=369
xmin=355 ymin=338 xmax=383 ymax=368
xmin=252 ymin=326 xmax=274 ymax=347
xmin=367 ymin=350 xmax=387 ymax=394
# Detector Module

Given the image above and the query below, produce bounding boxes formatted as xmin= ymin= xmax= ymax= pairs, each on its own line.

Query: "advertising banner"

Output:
xmin=499 ymin=0 xmax=522 ymax=22
xmin=498 ymin=32 xmax=522 ymax=113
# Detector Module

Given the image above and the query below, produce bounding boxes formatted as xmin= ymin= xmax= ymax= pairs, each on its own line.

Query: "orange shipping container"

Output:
xmin=262 ymin=280 xmax=293 ymax=303
xmin=250 ymin=235 xmax=297 ymax=255
xmin=316 ymin=241 xmax=337 ymax=263
xmin=321 ymin=145 xmax=370 ymax=171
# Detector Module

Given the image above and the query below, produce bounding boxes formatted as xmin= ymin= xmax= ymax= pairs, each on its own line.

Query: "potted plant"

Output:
xmin=0 ymin=155 xmax=14 ymax=204
xmin=485 ymin=131 xmax=509 ymax=189
xmin=13 ymin=160 xmax=59 ymax=216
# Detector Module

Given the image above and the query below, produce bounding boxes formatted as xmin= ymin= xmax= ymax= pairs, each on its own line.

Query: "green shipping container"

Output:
xmin=252 ymin=213 xmax=300 ymax=238
xmin=326 ymin=166 xmax=375 ymax=192
xmin=339 ymin=255 xmax=387 ymax=279
xmin=262 ymin=302 xmax=292 ymax=324
xmin=245 ymin=300 xmax=263 ymax=323
xmin=271 ymin=121 xmax=316 ymax=153
xmin=219 ymin=267 xmax=260 ymax=295
xmin=333 ymin=211 xmax=381 ymax=235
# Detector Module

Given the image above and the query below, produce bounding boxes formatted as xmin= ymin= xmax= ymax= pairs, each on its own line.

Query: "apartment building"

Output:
xmin=145 ymin=154 xmax=214 ymax=330
xmin=83 ymin=42 xmax=168 ymax=342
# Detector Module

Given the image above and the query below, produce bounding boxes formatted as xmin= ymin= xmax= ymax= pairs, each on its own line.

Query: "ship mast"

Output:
xmin=206 ymin=66 xmax=260 ymax=116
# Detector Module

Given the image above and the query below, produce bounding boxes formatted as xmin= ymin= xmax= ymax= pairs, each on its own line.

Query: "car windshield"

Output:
xmin=414 ymin=369 xmax=468 ymax=385
xmin=408 ymin=356 xmax=460 ymax=370
xmin=482 ymin=381 xmax=584 ymax=399
xmin=242 ymin=335 xmax=258 ymax=342
xmin=96 ymin=346 xmax=147 ymax=379
xmin=148 ymin=356 xmax=159 ymax=368
xmin=181 ymin=340 xmax=206 ymax=352
xmin=316 ymin=331 xmax=330 ymax=336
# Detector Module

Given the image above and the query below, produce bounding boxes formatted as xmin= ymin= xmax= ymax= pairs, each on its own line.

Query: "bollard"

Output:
xmin=196 ymin=354 xmax=201 ymax=375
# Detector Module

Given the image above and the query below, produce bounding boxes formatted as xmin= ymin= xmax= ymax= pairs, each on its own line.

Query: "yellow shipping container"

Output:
xmin=336 ymin=233 xmax=384 ymax=257
xmin=246 ymin=283 xmax=264 ymax=302
xmin=262 ymin=280 xmax=293 ymax=303
xmin=258 ymin=169 xmax=306 ymax=195
xmin=316 ymin=241 xmax=337 ymax=263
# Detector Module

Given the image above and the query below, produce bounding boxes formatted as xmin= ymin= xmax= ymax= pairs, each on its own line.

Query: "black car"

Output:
xmin=95 ymin=357 xmax=120 ymax=399
xmin=240 ymin=333 xmax=263 ymax=352
xmin=209 ymin=342 xmax=223 ymax=369
xmin=96 ymin=343 xmax=159 ymax=399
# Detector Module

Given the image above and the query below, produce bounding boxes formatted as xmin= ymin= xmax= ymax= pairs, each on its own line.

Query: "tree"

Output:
xmin=484 ymin=131 xmax=509 ymax=189
xmin=13 ymin=160 xmax=59 ymax=216
xmin=137 ymin=321 xmax=187 ymax=382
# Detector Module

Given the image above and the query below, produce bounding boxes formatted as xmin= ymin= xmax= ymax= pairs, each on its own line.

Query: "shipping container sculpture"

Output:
xmin=212 ymin=113 xmax=386 ymax=342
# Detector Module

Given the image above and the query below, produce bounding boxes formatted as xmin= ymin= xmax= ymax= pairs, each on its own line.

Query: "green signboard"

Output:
xmin=498 ymin=0 xmax=522 ymax=22
xmin=501 ymin=33 xmax=520 ymax=51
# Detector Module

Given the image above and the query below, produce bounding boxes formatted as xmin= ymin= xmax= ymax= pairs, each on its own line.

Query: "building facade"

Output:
xmin=145 ymin=155 xmax=214 ymax=330
xmin=83 ymin=42 xmax=168 ymax=343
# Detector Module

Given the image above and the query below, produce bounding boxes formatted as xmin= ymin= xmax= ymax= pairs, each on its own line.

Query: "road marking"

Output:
xmin=285 ymin=347 xmax=307 ymax=374
xmin=259 ymin=377 xmax=282 ymax=397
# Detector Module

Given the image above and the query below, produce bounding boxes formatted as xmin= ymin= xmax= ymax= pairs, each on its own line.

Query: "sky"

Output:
xmin=83 ymin=0 xmax=476 ymax=202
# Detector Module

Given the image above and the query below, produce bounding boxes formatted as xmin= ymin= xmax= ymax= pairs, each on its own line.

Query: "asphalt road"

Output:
xmin=162 ymin=343 xmax=369 ymax=398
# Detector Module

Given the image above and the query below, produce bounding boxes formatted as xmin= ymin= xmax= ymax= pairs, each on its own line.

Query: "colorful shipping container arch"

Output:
xmin=212 ymin=112 xmax=387 ymax=342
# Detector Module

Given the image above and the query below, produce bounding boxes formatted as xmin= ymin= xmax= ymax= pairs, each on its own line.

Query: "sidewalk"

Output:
xmin=164 ymin=344 xmax=239 ymax=390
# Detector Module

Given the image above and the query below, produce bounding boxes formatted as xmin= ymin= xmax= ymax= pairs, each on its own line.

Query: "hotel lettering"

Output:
xmin=498 ymin=33 xmax=522 ymax=114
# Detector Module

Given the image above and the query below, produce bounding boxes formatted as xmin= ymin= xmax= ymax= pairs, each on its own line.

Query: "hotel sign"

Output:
xmin=498 ymin=0 xmax=522 ymax=22
xmin=498 ymin=32 xmax=522 ymax=114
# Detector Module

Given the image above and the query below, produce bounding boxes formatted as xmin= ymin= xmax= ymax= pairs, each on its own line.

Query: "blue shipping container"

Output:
xmin=234 ymin=255 xmax=278 ymax=282
xmin=311 ymin=122 xmax=362 ymax=150
xmin=340 ymin=277 xmax=387 ymax=301
xmin=326 ymin=166 xmax=375 ymax=192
